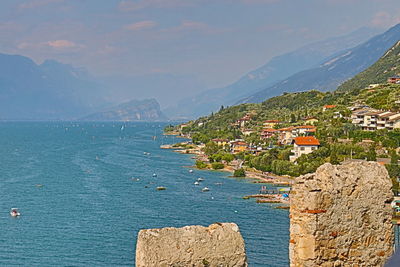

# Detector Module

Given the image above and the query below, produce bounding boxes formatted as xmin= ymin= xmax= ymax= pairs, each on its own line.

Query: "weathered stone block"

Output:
xmin=290 ymin=161 xmax=394 ymax=267
xmin=136 ymin=223 xmax=247 ymax=267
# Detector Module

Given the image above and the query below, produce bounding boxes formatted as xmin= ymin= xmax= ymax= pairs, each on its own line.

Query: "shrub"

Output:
xmin=196 ymin=160 xmax=208 ymax=169
xmin=211 ymin=162 xmax=224 ymax=170
xmin=233 ymin=168 xmax=246 ymax=177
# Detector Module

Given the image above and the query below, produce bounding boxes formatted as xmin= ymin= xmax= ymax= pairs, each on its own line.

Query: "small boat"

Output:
xmin=194 ymin=181 xmax=200 ymax=185
xmin=153 ymin=173 xmax=157 ymax=177
xmin=201 ymin=187 xmax=210 ymax=192
xmin=197 ymin=177 xmax=205 ymax=182
xmin=10 ymin=208 xmax=20 ymax=217
xmin=189 ymin=169 xmax=194 ymax=173
xmin=156 ymin=186 xmax=166 ymax=191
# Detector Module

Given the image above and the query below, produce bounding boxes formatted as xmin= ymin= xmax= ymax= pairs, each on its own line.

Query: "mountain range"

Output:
xmin=0 ymin=55 xmax=105 ymax=120
xmin=0 ymin=24 xmax=399 ymax=121
xmin=0 ymin=55 xmax=170 ymax=121
xmin=164 ymin=27 xmax=381 ymax=119
xmin=241 ymin=23 xmax=400 ymax=104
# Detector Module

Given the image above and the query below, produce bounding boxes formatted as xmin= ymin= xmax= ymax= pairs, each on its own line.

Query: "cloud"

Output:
xmin=371 ymin=11 xmax=400 ymax=28
xmin=18 ymin=39 xmax=84 ymax=51
xmin=19 ymin=0 xmax=64 ymax=9
xmin=118 ymin=0 xmax=194 ymax=11
xmin=46 ymin=40 xmax=79 ymax=48
xmin=124 ymin=20 xmax=157 ymax=31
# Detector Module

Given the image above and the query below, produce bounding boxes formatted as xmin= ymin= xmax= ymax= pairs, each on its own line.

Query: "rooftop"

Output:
xmin=294 ymin=136 xmax=320 ymax=146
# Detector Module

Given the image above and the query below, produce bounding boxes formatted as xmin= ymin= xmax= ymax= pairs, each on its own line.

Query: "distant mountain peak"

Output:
xmin=81 ymin=98 xmax=168 ymax=121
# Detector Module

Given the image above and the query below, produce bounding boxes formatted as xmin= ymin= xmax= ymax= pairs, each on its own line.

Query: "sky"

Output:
xmin=1 ymin=0 xmax=400 ymax=89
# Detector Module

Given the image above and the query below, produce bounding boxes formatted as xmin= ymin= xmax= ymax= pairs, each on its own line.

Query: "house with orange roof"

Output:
xmin=276 ymin=127 xmax=295 ymax=145
xmin=388 ymin=76 xmax=400 ymax=84
xmin=237 ymin=114 xmax=252 ymax=127
xmin=275 ymin=125 xmax=316 ymax=145
xmin=290 ymin=136 xmax=320 ymax=162
xmin=261 ymin=128 xmax=278 ymax=139
xmin=323 ymin=105 xmax=337 ymax=112
xmin=230 ymin=141 xmax=248 ymax=154
xmin=293 ymin=125 xmax=316 ymax=135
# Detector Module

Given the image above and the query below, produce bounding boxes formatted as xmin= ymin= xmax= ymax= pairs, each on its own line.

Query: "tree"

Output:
xmin=203 ymin=141 xmax=219 ymax=155
xmin=222 ymin=153 xmax=234 ymax=163
xmin=330 ymin=149 xmax=340 ymax=165
xmin=290 ymin=113 xmax=296 ymax=123
xmin=233 ymin=168 xmax=246 ymax=177
xmin=366 ymin=145 xmax=377 ymax=161
xmin=196 ymin=160 xmax=208 ymax=169
xmin=390 ymin=150 xmax=399 ymax=164
xmin=211 ymin=162 xmax=224 ymax=170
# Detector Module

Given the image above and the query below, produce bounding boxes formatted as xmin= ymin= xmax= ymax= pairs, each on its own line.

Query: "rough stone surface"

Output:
xmin=135 ymin=223 xmax=247 ymax=267
xmin=290 ymin=161 xmax=394 ymax=267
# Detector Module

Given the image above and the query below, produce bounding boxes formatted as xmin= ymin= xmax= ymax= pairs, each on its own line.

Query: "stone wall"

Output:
xmin=290 ymin=161 xmax=394 ymax=267
xmin=136 ymin=223 xmax=247 ymax=267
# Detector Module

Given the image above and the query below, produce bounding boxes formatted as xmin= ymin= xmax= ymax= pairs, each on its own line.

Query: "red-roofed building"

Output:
xmin=293 ymin=125 xmax=317 ymax=135
xmin=323 ymin=105 xmax=337 ymax=112
xmin=290 ymin=136 xmax=320 ymax=161
xmin=237 ymin=114 xmax=252 ymax=127
xmin=261 ymin=128 xmax=277 ymax=139
xmin=388 ymin=76 xmax=400 ymax=84
xmin=276 ymin=127 xmax=294 ymax=145
xmin=231 ymin=141 xmax=248 ymax=154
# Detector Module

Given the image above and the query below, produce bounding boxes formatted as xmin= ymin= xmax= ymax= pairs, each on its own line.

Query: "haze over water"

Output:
xmin=0 ymin=122 xmax=288 ymax=266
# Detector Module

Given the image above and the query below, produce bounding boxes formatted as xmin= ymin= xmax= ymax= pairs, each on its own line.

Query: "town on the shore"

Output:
xmin=163 ymin=79 xmax=400 ymax=207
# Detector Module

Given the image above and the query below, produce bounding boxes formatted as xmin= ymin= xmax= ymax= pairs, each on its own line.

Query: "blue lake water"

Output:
xmin=0 ymin=122 xmax=289 ymax=266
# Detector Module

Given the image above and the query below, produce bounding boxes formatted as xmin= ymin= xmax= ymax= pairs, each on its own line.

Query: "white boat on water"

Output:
xmin=197 ymin=177 xmax=205 ymax=182
xmin=189 ymin=169 xmax=194 ymax=173
xmin=201 ymin=187 xmax=210 ymax=192
xmin=153 ymin=173 xmax=157 ymax=177
xmin=10 ymin=208 xmax=20 ymax=217
xmin=194 ymin=181 xmax=200 ymax=185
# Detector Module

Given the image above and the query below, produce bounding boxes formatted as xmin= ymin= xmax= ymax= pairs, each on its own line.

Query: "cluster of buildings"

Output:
xmin=213 ymin=115 xmax=322 ymax=161
xmin=388 ymin=76 xmax=400 ymax=84
xmin=261 ymin=125 xmax=316 ymax=145
xmin=351 ymin=109 xmax=400 ymax=131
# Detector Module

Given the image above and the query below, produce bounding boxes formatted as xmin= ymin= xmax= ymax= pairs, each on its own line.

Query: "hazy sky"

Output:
xmin=1 ymin=0 xmax=400 ymax=88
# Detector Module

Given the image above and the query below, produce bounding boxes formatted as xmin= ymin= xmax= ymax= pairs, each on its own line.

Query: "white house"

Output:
xmin=290 ymin=136 xmax=320 ymax=162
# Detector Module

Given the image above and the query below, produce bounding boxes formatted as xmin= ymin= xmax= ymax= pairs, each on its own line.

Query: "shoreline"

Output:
xmin=161 ymin=142 xmax=293 ymax=185
xmin=161 ymin=135 xmax=293 ymax=206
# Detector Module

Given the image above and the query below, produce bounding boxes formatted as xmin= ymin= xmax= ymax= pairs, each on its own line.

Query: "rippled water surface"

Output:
xmin=0 ymin=122 xmax=289 ymax=266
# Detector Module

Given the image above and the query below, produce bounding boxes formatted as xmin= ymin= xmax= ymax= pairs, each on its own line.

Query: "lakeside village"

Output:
xmin=163 ymin=79 xmax=400 ymax=211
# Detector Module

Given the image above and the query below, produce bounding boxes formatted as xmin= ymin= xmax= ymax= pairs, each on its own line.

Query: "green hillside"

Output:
xmin=337 ymin=41 xmax=400 ymax=92
xmin=166 ymin=40 xmax=400 ymax=187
